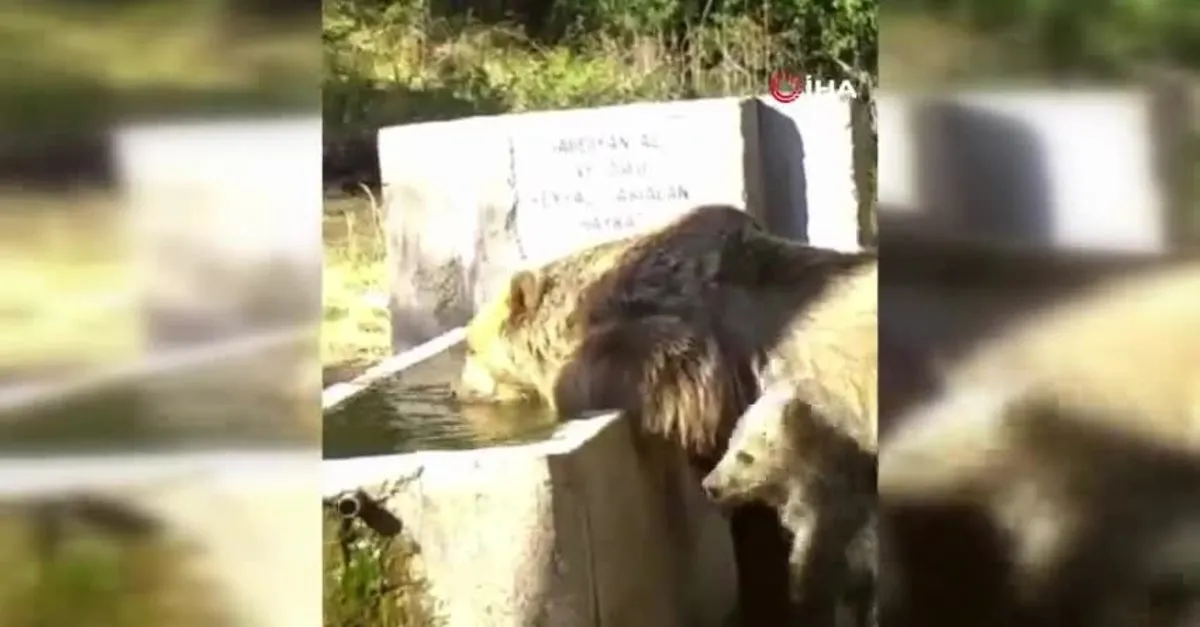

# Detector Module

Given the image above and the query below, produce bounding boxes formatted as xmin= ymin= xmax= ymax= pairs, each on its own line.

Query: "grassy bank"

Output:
xmin=324 ymin=507 xmax=442 ymax=627
xmin=0 ymin=192 xmax=140 ymax=380
xmin=323 ymin=194 xmax=391 ymax=386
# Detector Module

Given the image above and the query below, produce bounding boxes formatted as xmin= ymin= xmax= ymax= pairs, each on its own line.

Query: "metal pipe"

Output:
xmin=335 ymin=492 xmax=362 ymax=519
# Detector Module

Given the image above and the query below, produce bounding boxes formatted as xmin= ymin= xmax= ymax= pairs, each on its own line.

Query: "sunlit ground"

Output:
xmin=0 ymin=192 xmax=141 ymax=381
xmin=322 ymin=194 xmax=391 ymax=386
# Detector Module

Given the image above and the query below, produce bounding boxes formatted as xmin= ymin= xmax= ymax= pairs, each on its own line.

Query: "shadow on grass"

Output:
xmin=323 ymin=76 xmax=509 ymax=191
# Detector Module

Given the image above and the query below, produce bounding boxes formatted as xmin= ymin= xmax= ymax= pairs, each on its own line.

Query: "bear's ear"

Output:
xmin=507 ymin=270 xmax=545 ymax=316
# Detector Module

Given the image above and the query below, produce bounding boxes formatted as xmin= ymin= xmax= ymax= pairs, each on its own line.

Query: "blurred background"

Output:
xmin=883 ymin=0 xmax=1198 ymax=87
xmin=879 ymin=0 xmax=1197 ymax=247
xmin=4 ymin=0 xmax=1199 ymax=624
xmin=876 ymin=0 xmax=1198 ymax=401
xmin=1 ymin=0 xmax=320 ymax=625
xmin=877 ymin=2 xmax=1200 ymax=626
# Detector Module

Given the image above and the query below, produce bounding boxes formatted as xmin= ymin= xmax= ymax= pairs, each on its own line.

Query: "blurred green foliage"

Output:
xmin=883 ymin=0 xmax=1199 ymax=84
xmin=882 ymin=0 xmax=1200 ymax=242
xmin=322 ymin=0 xmax=877 ymax=184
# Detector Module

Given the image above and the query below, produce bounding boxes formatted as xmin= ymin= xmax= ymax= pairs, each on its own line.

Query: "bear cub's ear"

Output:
xmin=508 ymin=270 xmax=545 ymax=316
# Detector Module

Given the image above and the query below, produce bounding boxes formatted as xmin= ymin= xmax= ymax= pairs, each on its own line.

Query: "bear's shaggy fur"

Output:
xmin=699 ymin=253 xmax=877 ymax=626
xmin=751 ymin=258 xmax=879 ymax=452
xmin=458 ymin=204 xmax=877 ymax=624
xmin=702 ymin=380 xmax=877 ymax=627
xmin=879 ymin=261 xmax=1200 ymax=627
xmin=460 ymin=204 xmax=875 ymax=463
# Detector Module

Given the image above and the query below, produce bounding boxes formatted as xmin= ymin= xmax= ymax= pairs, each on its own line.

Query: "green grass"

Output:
xmin=4 ymin=2 xmax=314 ymax=90
xmin=322 ymin=193 xmax=391 ymax=385
xmin=0 ymin=192 xmax=141 ymax=378
xmin=0 ymin=508 xmax=229 ymax=627
xmin=324 ymin=508 xmax=442 ymax=627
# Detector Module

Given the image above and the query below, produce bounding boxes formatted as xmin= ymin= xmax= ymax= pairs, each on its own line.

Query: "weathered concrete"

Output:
xmin=877 ymin=90 xmax=1186 ymax=252
xmin=323 ymin=333 xmax=738 ymax=627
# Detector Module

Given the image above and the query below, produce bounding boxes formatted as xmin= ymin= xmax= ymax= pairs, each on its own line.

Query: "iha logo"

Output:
xmin=769 ymin=70 xmax=858 ymax=102
xmin=769 ymin=71 xmax=805 ymax=103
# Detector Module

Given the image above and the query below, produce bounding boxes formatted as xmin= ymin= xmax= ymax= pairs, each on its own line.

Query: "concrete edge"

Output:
xmin=321 ymin=326 xmax=468 ymax=411
xmin=320 ymin=325 xmax=630 ymax=498
xmin=321 ymin=410 xmax=623 ymax=497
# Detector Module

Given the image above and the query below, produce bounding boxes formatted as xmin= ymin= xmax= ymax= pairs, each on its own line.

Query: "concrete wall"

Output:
xmin=324 ymin=348 xmax=738 ymax=627
xmin=379 ymin=95 xmax=863 ymax=352
xmin=111 ymin=119 xmax=323 ymax=445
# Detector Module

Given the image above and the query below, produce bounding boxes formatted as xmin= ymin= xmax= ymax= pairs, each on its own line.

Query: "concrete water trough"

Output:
xmin=321 ymin=328 xmax=738 ymax=627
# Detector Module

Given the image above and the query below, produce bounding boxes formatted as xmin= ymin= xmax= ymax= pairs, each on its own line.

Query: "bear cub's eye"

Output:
xmin=736 ymin=451 xmax=755 ymax=465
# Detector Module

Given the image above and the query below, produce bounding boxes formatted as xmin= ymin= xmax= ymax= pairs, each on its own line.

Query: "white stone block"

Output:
xmin=755 ymin=94 xmax=861 ymax=251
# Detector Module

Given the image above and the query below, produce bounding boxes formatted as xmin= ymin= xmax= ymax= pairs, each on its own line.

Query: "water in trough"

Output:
xmin=322 ymin=344 xmax=561 ymax=459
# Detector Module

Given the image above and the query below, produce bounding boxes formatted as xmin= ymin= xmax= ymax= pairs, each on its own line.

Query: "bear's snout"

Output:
xmin=701 ymin=474 xmax=728 ymax=503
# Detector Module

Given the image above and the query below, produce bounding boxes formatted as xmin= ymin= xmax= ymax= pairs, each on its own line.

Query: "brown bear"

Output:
xmin=457 ymin=204 xmax=877 ymax=626
xmin=700 ymin=257 xmax=878 ymax=627
xmin=879 ymin=261 xmax=1200 ymax=627
xmin=701 ymin=381 xmax=879 ymax=627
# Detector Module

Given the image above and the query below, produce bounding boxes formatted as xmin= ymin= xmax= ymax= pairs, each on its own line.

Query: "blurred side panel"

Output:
xmin=0 ymin=1 xmax=321 ymax=626
xmin=878 ymin=4 xmax=1200 ymax=627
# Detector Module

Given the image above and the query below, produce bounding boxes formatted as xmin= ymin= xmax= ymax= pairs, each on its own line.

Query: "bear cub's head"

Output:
xmin=702 ymin=382 xmax=801 ymax=507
